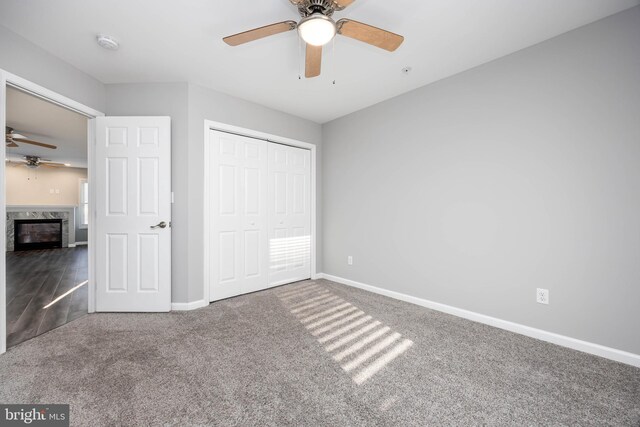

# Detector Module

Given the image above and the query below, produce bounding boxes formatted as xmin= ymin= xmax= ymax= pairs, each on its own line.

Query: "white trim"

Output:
xmin=0 ymin=68 xmax=104 ymax=354
xmin=319 ymin=273 xmax=640 ymax=368
xmin=171 ymin=299 xmax=208 ymax=311
xmin=203 ymin=120 xmax=318 ymax=304
xmin=7 ymin=204 xmax=79 ymax=208
xmin=87 ymin=118 xmax=97 ymax=314
xmin=0 ymin=70 xmax=6 ymax=355
xmin=75 ymin=241 xmax=88 ymax=246
xmin=4 ymin=72 xmax=103 ymax=118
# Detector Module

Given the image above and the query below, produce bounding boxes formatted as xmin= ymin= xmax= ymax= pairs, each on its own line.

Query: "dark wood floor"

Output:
xmin=6 ymin=246 xmax=88 ymax=348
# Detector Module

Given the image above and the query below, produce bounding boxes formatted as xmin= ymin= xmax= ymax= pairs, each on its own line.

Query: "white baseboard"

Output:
xmin=68 ymin=243 xmax=76 ymax=248
xmin=171 ymin=299 xmax=208 ymax=311
xmin=318 ymin=273 xmax=640 ymax=368
xmin=75 ymin=241 xmax=88 ymax=246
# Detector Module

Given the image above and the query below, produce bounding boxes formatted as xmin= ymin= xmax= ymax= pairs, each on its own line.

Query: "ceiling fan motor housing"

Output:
xmin=25 ymin=155 xmax=42 ymax=166
xmin=295 ymin=0 xmax=336 ymax=17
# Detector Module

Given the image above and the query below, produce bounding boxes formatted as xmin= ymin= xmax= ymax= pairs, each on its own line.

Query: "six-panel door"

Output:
xmin=95 ymin=117 xmax=171 ymax=312
xmin=209 ymin=131 xmax=269 ymax=300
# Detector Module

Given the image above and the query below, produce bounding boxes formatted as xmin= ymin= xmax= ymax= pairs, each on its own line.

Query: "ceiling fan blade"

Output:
xmin=337 ymin=19 xmax=404 ymax=52
xmin=6 ymin=141 xmax=19 ymax=148
xmin=333 ymin=0 xmax=355 ymax=9
xmin=12 ymin=138 xmax=57 ymax=150
xmin=223 ymin=21 xmax=297 ymax=46
xmin=42 ymin=163 xmax=66 ymax=168
xmin=305 ymin=44 xmax=322 ymax=78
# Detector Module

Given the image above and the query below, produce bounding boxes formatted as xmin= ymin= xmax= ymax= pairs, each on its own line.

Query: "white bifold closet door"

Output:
xmin=267 ymin=142 xmax=312 ymax=286
xmin=208 ymin=130 xmax=311 ymax=301
xmin=209 ymin=131 xmax=269 ymax=300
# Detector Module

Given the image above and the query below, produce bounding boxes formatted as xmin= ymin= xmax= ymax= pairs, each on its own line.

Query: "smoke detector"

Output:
xmin=96 ymin=34 xmax=119 ymax=50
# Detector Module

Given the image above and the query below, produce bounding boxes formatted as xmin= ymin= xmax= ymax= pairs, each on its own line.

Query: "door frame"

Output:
xmin=203 ymin=120 xmax=318 ymax=303
xmin=0 ymin=69 xmax=104 ymax=354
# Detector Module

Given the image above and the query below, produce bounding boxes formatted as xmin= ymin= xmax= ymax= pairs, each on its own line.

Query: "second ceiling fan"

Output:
xmin=6 ymin=126 xmax=57 ymax=150
xmin=7 ymin=155 xmax=66 ymax=169
xmin=223 ymin=0 xmax=404 ymax=78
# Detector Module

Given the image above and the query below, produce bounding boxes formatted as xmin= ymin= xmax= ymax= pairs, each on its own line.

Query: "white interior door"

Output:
xmin=95 ymin=117 xmax=171 ymax=311
xmin=268 ymin=143 xmax=311 ymax=286
xmin=209 ymin=130 xmax=268 ymax=301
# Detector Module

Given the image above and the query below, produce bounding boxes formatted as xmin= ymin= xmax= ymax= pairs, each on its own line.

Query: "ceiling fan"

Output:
xmin=6 ymin=155 xmax=67 ymax=169
xmin=222 ymin=0 xmax=404 ymax=78
xmin=6 ymin=127 xmax=57 ymax=150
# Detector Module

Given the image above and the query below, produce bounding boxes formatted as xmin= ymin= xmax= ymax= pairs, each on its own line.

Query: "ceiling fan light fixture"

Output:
xmin=298 ymin=13 xmax=336 ymax=46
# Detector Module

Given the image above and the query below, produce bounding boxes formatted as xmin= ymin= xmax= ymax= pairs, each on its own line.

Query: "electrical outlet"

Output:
xmin=347 ymin=256 xmax=353 ymax=265
xmin=536 ymin=288 xmax=549 ymax=305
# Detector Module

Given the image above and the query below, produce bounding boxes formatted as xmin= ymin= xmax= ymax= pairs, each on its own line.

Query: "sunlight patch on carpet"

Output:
xmin=276 ymin=282 xmax=414 ymax=385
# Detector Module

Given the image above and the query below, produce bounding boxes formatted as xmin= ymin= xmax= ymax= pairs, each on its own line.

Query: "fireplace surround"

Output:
xmin=6 ymin=207 xmax=75 ymax=251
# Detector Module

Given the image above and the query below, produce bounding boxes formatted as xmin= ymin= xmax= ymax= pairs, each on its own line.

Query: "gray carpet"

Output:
xmin=1 ymin=279 xmax=638 ymax=426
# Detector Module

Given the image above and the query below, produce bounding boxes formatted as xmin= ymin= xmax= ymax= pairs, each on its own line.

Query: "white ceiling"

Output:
xmin=6 ymin=87 xmax=88 ymax=167
xmin=0 ymin=0 xmax=638 ymax=123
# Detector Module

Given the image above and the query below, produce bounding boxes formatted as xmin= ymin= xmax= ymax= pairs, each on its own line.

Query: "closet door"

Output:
xmin=209 ymin=130 xmax=268 ymax=301
xmin=268 ymin=143 xmax=312 ymax=286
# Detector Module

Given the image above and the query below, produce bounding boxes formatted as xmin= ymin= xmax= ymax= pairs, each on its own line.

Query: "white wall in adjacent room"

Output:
xmin=6 ymin=165 xmax=87 ymax=206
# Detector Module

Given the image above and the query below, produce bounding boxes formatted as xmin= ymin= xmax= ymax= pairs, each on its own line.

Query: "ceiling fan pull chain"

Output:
xmin=298 ymin=36 xmax=302 ymax=80
xmin=332 ymin=36 xmax=336 ymax=85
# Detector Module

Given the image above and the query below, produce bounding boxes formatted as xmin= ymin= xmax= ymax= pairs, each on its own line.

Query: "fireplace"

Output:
xmin=14 ymin=219 xmax=63 ymax=251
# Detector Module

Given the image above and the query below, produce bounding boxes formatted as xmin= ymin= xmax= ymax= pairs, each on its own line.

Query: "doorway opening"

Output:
xmin=5 ymin=86 xmax=89 ymax=348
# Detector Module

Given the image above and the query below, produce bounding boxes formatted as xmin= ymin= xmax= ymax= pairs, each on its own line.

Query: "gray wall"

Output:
xmin=0 ymin=25 xmax=105 ymax=112
xmin=187 ymin=84 xmax=322 ymax=303
xmin=105 ymin=83 xmax=322 ymax=303
xmin=322 ymin=7 xmax=640 ymax=354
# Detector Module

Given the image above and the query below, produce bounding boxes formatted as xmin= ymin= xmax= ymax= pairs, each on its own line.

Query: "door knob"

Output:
xmin=150 ymin=221 xmax=167 ymax=229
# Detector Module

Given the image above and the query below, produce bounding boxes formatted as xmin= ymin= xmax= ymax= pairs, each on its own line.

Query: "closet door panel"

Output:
xmin=209 ymin=131 xmax=268 ymax=301
xmin=268 ymin=143 xmax=311 ymax=286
